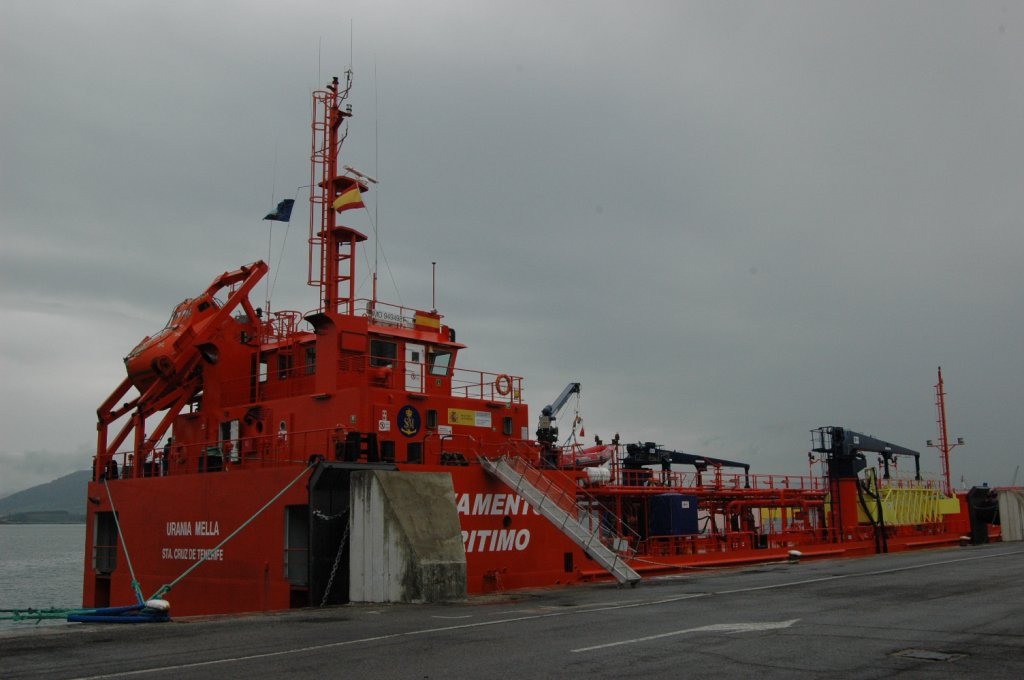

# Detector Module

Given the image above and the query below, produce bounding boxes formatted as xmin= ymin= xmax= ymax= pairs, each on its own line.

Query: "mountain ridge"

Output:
xmin=0 ymin=470 xmax=90 ymax=522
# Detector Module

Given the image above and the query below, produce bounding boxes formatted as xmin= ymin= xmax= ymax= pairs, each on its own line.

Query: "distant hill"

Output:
xmin=0 ymin=470 xmax=91 ymax=522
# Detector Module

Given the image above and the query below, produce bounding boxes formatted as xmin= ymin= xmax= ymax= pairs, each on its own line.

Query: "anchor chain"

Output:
xmin=319 ymin=517 xmax=350 ymax=608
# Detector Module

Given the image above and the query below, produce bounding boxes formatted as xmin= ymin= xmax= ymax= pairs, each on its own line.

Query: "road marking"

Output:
xmin=570 ymin=549 xmax=1024 ymax=654
xmin=491 ymin=597 xmax=650 ymax=616
xmin=571 ymin=619 xmax=800 ymax=653
xmin=72 ymin=596 xmax=706 ymax=679
xmin=714 ymin=548 xmax=1024 ymax=595
xmin=73 ymin=548 xmax=1024 ymax=679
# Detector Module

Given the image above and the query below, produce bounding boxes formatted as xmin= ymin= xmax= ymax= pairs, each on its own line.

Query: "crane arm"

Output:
xmin=623 ymin=442 xmax=751 ymax=474
xmin=536 ymin=382 xmax=582 ymax=462
xmin=542 ymin=382 xmax=581 ymax=417
xmin=812 ymin=426 xmax=921 ymax=480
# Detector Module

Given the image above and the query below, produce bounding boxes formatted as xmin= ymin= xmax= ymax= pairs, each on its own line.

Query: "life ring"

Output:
xmin=494 ymin=374 xmax=512 ymax=396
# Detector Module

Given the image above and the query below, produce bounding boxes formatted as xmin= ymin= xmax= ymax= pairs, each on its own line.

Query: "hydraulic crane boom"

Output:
xmin=811 ymin=426 xmax=921 ymax=480
xmin=543 ymin=382 xmax=581 ymax=420
xmin=622 ymin=442 xmax=751 ymax=475
xmin=536 ymin=382 xmax=580 ymax=445
xmin=536 ymin=382 xmax=581 ymax=465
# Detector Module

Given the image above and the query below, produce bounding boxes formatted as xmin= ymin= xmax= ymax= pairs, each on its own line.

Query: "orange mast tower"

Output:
xmin=309 ymin=71 xmax=368 ymax=316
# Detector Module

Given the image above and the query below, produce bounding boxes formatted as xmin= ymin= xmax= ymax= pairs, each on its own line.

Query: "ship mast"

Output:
xmin=309 ymin=71 xmax=367 ymax=315
xmin=927 ymin=366 xmax=965 ymax=496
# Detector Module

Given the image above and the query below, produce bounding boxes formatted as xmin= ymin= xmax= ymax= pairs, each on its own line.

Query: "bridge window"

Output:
xmin=428 ymin=350 xmax=452 ymax=376
xmin=277 ymin=353 xmax=293 ymax=380
xmin=370 ymin=340 xmax=397 ymax=367
xmin=258 ymin=357 xmax=268 ymax=383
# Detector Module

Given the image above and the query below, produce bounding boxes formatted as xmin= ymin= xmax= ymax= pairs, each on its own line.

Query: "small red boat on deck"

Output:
xmin=83 ymin=73 xmax=1002 ymax=618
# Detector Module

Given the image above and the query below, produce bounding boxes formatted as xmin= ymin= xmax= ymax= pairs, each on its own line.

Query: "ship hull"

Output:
xmin=84 ymin=463 xmax=598 ymax=616
xmin=82 ymin=461 xmax=977 ymax=617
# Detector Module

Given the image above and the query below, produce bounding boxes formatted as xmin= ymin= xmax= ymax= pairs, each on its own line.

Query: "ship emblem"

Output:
xmin=399 ymin=405 xmax=421 ymax=437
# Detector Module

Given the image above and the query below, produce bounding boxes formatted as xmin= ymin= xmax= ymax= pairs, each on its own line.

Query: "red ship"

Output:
xmin=83 ymin=74 xmax=999 ymax=618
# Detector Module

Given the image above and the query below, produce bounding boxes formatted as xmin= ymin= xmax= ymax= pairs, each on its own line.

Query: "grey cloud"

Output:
xmin=1 ymin=1 xmax=1021 ymax=491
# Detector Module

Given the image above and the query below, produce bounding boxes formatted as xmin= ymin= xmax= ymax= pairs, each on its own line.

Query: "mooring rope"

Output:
xmin=3 ymin=462 xmax=317 ymax=623
xmin=147 ymin=462 xmax=315 ymax=601
xmin=1 ymin=479 xmax=146 ymax=622
xmin=0 ymin=480 xmax=145 ymax=623
xmin=0 ymin=607 xmax=82 ymax=623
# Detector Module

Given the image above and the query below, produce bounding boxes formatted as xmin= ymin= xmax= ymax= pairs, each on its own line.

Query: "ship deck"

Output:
xmin=3 ymin=542 xmax=1022 ymax=679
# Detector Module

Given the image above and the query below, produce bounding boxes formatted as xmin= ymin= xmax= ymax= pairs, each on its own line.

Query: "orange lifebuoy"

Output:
xmin=494 ymin=374 xmax=512 ymax=396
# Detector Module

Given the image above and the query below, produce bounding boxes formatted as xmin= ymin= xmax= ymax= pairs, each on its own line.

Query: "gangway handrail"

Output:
xmin=485 ymin=453 xmax=641 ymax=556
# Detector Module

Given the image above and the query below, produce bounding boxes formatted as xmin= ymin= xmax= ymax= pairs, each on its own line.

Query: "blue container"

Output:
xmin=650 ymin=493 xmax=699 ymax=536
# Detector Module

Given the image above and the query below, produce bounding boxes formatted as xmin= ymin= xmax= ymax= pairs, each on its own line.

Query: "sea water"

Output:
xmin=0 ymin=524 xmax=84 ymax=625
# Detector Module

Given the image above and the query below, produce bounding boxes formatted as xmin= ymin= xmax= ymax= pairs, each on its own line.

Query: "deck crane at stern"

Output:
xmin=536 ymin=382 xmax=581 ymax=466
xmin=812 ymin=426 xmax=926 ymax=550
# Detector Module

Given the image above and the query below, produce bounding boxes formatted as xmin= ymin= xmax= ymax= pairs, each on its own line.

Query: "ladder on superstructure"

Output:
xmin=309 ymin=75 xmax=363 ymax=316
xmin=478 ymin=455 xmax=641 ymax=586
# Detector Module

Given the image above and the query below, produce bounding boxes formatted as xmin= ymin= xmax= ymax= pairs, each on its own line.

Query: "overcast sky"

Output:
xmin=2 ymin=1 xmax=1022 ymax=498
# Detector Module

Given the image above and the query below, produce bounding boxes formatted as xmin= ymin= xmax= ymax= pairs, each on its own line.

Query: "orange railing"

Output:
xmin=218 ymin=351 xmax=523 ymax=407
xmin=95 ymin=425 xmax=347 ymax=481
xmin=260 ymin=309 xmax=308 ymax=342
xmin=450 ymin=368 xmax=523 ymax=403
xmin=96 ymin=426 xmax=533 ymax=482
xmin=611 ymin=467 xmax=826 ymax=492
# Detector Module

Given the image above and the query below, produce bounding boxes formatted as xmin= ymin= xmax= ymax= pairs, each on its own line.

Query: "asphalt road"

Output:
xmin=3 ymin=543 xmax=1022 ymax=679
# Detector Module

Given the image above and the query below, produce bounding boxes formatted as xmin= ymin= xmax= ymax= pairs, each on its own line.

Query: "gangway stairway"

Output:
xmin=478 ymin=455 xmax=641 ymax=586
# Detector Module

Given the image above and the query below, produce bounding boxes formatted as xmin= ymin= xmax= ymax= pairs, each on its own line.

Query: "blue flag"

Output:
xmin=263 ymin=199 xmax=295 ymax=222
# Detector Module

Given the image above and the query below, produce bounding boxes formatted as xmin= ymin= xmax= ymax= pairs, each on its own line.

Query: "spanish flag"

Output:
xmin=332 ymin=185 xmax=365 ymax=213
